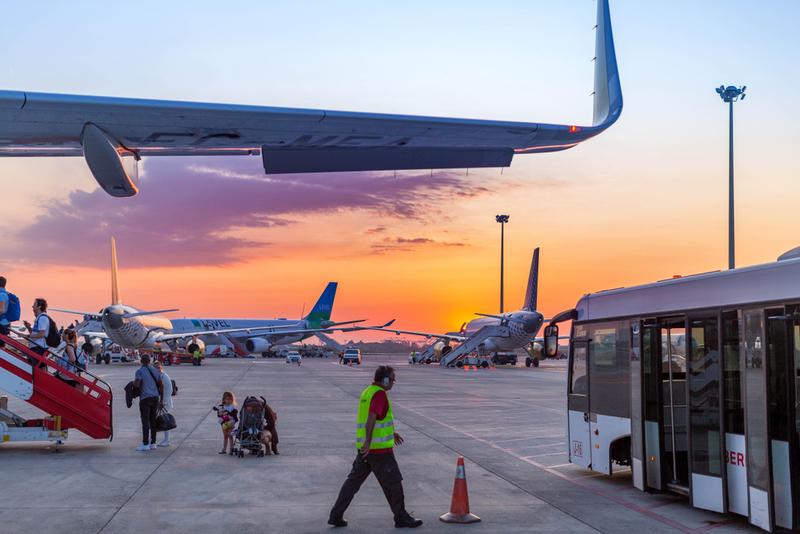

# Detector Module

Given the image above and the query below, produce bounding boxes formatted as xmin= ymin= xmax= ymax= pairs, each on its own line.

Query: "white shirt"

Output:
xmin=30 ymin=313 xmax=49 ymax=349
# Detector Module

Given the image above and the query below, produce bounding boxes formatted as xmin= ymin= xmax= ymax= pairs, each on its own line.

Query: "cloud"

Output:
xmin=371 ymin=236 xmax=470 ymax=253
xmin=6 ymin=157 xmax=492 ymax=268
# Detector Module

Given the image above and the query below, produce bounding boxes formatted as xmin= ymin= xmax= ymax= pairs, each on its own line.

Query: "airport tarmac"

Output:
xmin=0 ymin=356 xmax=763 ymax=534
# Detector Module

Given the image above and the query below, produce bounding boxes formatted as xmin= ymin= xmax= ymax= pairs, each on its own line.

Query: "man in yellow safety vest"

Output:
xmin=328 ymin=365 xmax=422 ymax=528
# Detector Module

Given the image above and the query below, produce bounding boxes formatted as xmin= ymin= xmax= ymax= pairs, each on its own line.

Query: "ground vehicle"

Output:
xmin=286 ymin=351 xmax=301 ymax=363
xmin=491 ymin=352 xmax=517 ymax=365
xmin=550 ymin=257 xmax=800 ymax=532
xmin=342 ymin=348 xmax=361 ymax=365
xmin=95 ymin=344 xmax=136 ymax=364
xmin=278 ymin=349 xmax=290 ymax=358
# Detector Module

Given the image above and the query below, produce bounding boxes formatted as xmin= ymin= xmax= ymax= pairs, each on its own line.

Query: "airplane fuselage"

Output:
xmin=102 ymin=305 xmax=172 ymax=349
xmin=170 ymin=317 xmax=311 ymax=347
xmin=463 ymin=311 xmax=544 ymax=352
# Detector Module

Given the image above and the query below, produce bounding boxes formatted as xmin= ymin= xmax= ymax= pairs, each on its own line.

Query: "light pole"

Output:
xmin=716 ymin=84 xmax=746 ymax=270
xmin=496 ymin=215 xmax=510 ymax=313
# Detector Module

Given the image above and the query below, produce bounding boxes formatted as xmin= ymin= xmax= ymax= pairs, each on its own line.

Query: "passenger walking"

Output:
xmin=23 ymin=298 xmax=51 ymax=365
xmin=263 ymin=399 xmax=279 ymax=455
xmin=153 ymin=360 xmax=173 ymax=447
xmin=0 ymin=276 xmax=17 ymax=348
xmin=55 ymin=329 xmax=84 ymax=391
xmin=215 ymin=391 xmax=238 ymax=454
xmin=328 ymin=365 xmax=422 ymax=528
xmin=133 ymin=354 xmax=164 ymax=451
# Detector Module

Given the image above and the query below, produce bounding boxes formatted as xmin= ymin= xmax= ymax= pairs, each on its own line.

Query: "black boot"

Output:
xmin=327 ymin=518 xmax=347 ymax=527
xmin=395 ymin=513 xmax=422 ymax=528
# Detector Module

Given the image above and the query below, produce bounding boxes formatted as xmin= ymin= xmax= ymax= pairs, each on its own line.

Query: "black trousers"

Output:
xmin=330 ymin=451 xmax=407 ymax=522
xmin=139 ymin=396 xmax=159 ymax=445
xmin=28 ymin=344 xmax=48 ymax=369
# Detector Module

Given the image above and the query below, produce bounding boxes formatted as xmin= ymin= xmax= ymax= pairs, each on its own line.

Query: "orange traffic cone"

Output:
xmin=439 ymin=456 xmax=480 ymax=523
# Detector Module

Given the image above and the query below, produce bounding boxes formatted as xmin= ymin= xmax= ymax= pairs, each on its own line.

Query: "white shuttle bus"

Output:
xmin=545 ymin=255 xmax=800 ymax=532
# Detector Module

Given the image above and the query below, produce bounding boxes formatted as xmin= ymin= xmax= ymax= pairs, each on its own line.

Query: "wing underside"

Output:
xmin=0 ymin=0 xmax=621 ymax=197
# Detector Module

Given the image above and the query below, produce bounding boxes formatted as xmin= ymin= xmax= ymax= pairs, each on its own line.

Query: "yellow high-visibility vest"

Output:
xmin=356 ymin=385 xmax=394 ymax=450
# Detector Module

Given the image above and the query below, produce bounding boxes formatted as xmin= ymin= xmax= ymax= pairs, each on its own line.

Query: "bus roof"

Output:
xmin=575 ymin=257 xmax=800 ymax=322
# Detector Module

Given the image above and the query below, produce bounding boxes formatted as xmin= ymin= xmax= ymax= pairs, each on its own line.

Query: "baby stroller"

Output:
xmin=231 ymin=396 xmax=267 ymax=458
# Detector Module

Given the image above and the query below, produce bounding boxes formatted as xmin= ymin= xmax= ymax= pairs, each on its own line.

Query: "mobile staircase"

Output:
xmin=0 ymin=333 xmax=113 ymax=449
xmin=440 ymin=324 xmax=510 ymax=368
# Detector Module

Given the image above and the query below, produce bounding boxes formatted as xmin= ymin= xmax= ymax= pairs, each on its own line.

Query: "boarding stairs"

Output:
xmin=0 ymin=333 xmax=113 ymax=444
xmin=440 ymin=324 xmax=510 ymax=367
xmin=314 ymin=331 xmax=344 ymax=352
xmin=218 ymin=333 xmax=249 ymax=358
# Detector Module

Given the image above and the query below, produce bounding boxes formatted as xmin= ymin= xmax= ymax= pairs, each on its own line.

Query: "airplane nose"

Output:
xmin=104 ymin=309 xmax=124 ymax=329
xmin=523 ymin=315 xmax=544 ymax=334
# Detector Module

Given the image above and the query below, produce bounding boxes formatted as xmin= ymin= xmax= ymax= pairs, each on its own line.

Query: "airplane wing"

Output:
xmin=157 ymin=321 xmax=393 ymax=342
xmin=346 ymin=325 xmax=467 ymax=343
xmin=0 ymin=0 xmax=621 ymax=198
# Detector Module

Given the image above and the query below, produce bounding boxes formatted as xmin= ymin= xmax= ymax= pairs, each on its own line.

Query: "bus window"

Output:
xmin=743 ymin=309 xmax=770 ymax=495
xmin=689 ymin=317 xmax=721 ymax=477
xmin=722 ymin=311 xmax=743 ymax=434
xmin=588 ymin=321 xmax=630 ymax=418
xmin=767 ymin=309 xmax=789 ymax=442
xmin=571 ymin=345 xmax=587 ymax=395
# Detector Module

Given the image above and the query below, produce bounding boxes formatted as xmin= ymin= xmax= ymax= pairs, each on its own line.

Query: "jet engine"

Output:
xmin=186 ymin=339 xmax=206 ymax=355
xmin=245 ymin=338 xmax=271 ymax=354
xmin=80 ymin=336 xmax=104 ymax=356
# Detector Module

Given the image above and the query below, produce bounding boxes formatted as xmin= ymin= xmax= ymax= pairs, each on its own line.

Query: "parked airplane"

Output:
xmin=53 ymin=238 xmax=384 ymax=355
xmin=0 ymin=0 xmax=622 ymax=198
xmin=356 ymin=248 xmax=552 ymax=366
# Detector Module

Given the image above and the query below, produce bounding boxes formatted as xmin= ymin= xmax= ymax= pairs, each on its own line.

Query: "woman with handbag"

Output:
xmin=153 ymin=360 xmax=174 ymax=446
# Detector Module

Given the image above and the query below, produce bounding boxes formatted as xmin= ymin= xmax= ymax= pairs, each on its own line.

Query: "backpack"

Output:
xmin=1 ymin=291 xmax=20 ymax=323
xmin=74 ymin=350 xmax=87 ymax=371
xmin=42 ymin=314 xmax=60 ymax=348
xmin=171 ymin=379 xmax=178 ymax=396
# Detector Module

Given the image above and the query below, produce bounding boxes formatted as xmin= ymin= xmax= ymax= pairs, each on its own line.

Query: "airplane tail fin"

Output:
xmin=111 ymin=237 xmax=121 ymax=305
xmin=305 ymin=282 xmax=337 ymax=325
xmin=522 ymin=248 xmax=539 ymax=312
xmin=592 ymin=0 xmax=623 ymax=128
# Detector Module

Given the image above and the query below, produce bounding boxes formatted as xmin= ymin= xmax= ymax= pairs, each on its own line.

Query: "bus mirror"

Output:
xmin=544 ymin=325 xmax=559 ymax=358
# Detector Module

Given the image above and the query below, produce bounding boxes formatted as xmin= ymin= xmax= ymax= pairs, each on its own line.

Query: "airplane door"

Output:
xmin=568 ymin=341 xmax=591 ymax=468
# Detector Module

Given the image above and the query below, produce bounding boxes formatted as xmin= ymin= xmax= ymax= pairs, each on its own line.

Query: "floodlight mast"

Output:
xmin=716 ymin=85 xmax=746 ymax=270
xmin=496 ymin=215 xmax=510 ymax=313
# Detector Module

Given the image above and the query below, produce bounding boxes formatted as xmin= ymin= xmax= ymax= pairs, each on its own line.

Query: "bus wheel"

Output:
xmin=532 ymin=357 xmax=539 ymax=368
xmin=480 ymin=361 xmax=489 ymax=369
xmin=525 ymin=357 xmax=532 ymax=368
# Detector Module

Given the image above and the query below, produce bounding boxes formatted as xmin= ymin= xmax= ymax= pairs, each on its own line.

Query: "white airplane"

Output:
xmin=357 ymin=248 xmax=553 ymax=366
xmin=0 ymin=0 xmax=621 ymax=198
xmin=53 ymin=238 xmax=386 ymax=355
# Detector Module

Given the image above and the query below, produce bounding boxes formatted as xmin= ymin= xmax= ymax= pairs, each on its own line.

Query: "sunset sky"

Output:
xmin=1 ymin=1 xmax=799 ymax=343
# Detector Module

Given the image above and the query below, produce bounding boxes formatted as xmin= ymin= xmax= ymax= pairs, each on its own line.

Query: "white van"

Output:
xmin=343 ymin=348 xmax=361 ymax=365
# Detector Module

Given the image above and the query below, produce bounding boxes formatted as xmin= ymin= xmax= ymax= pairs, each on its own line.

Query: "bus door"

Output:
xmin=567 ymin=340 xmax=590 ymax=469
xmin=743 ymin=308 xmax=772 ymax=531
xmin=643 ymin=323 xmax=664 ymax=491
xmin=642 ymin=319 xmax=688 ymax=492
xmin=687 ymin=315 xmax=725 ymax=513
xmin=766 ymin=307 xmax=800 ymax=531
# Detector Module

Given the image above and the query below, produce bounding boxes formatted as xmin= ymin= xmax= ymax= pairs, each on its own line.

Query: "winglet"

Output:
xmin=111 ymin=237 xmax=121 ymax=305
xmin=523 ymin=248 xmax=539 ymax=311
xmin=592 ymin=0 xmax=623 ymax=127
xmin=382 ymin=319 xmax=396 ymax=328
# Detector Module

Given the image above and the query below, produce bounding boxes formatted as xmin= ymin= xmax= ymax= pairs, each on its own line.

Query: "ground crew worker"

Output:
xmin=328 ymin=365 xmax=422 ymax=529
xmin=193 ymin=349 xmax=202 ymax=366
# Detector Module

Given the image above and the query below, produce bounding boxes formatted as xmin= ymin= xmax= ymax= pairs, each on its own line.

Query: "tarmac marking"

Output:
xmin=96 ymin=360 xmax=258 ymax=534
xmin=522 ymin=451 xmax=565 ymax=459
xmin=494 ymin=434 xmax=565 ymax=443
xmin=507 ymin=442 xmax=565 ymax=451
xmin=393 ymin=401 xmax=704 ymax=534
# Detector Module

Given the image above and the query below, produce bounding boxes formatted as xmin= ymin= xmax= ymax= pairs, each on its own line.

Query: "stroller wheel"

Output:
xmin=230 ymin=448 xmax=235 ymax=455
xmin=258 ymin=450 xmax=264 ymax=457
xmin=238 ymin=451 xmax=244 ymax=458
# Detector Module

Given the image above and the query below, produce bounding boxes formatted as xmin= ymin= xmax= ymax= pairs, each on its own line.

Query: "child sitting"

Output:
xmin=213 ymin=391 xmax=238 ymax=454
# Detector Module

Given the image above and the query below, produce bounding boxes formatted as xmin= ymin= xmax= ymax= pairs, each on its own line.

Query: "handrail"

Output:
xmin=0 ymin=332 xmax=114 ymax=440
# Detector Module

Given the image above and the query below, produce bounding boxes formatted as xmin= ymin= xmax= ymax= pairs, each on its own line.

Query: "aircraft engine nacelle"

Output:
xmin=245 ymin=338 xmax=271 ymax=354
xmin=186 ymin=339 xmax=206 ymax=355
xmin=80 ymin=336 xmax=104 ymax=356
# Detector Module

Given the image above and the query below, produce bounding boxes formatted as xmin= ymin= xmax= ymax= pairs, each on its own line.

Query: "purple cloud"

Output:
xmin=7 ymin=157 xmax=492 ymax=268
xmin=371 ymin=236 xmax=470 ymax=254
